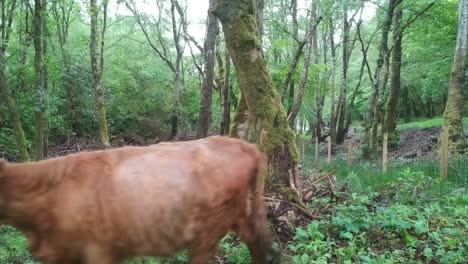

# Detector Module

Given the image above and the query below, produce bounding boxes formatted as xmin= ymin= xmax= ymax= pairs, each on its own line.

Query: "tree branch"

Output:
xmin=187 ymin=40 xmax=203 ymax=78
xmin=123 ymin=0 xmax=176 ymax=73
xmin=270 ymin=19 xmax=301 ymax=43
xmin=401 ymin=2 xmax=435 ymax=33
xmin=185 ymin=33 xmax=203 ymax=54
xmin=356 ymin=20 xmax=374 ymax=84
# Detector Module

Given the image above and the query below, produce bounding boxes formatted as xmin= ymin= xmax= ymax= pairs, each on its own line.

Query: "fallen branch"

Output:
xmin=288 ymin=166 xmax=302 ymax=198
xmin=302 ymin=169 xmax=337 ymax=194
xmin=264 ymin=197 xmax=321 ymax=220
xmin=328 ymin=175 xmax=336 ymax=191
xmin=270 ymin=224 xmax=283 ymax=250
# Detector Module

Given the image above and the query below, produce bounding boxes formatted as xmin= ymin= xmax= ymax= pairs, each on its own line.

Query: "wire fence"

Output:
xmin=297 ymin=129 xmax=468 ymax=197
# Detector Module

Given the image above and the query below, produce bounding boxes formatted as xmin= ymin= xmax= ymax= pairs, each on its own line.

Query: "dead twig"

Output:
xmin=264 ymin=197 xmax=321 ymax=220
xmin=288 ymin=166 xmax=302 ymax=198
xmin=327 ymin=174 xmax=335 ymax=190
xmin=270 ymin=223 xmax=283 ymax=250
xmin=302 ymin=169 xmax=337 ymax=194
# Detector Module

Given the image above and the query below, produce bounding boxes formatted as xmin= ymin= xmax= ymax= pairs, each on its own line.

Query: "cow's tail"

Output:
xmin=246 ymin=147 xmax=281 ymax=264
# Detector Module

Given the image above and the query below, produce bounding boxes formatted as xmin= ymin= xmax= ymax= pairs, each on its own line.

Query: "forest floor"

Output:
xmin=393 ymin=117 xmax=468 ymax=158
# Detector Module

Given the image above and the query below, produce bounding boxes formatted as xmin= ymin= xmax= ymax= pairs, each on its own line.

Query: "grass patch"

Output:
xmin=397 ymin=117 xmax=468 ymax=130
xmin=0 ymin=226 xmax=35 ymax=263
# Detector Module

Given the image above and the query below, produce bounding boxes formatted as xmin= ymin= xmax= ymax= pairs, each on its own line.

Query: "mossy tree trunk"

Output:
xmin=33 ymin=0 xmax=45 ymax=160
xmin=227 ymin=0 xmax=264 ymax=140
xmin=219 ymin=49 xmax=231 ymax=136
xmin=328 ymin=18 xmax=338 ymax=145
xmin=383 ymin=4 xmax=403 ymax=137
xmin=0 ymin=0 xmax=29 ymax=162
xmin=314 ymin=6 xmax=323 ymax=141
xmin=441 ymin=0 xmax=467 ymax=149
xmin=42 ymin=0 xmax=50 ymax=158
xmin=256 ymin=0 xmax=264 ymax=38
xmin=215 ymin=0 xmax=299 ymax=185
xmin=90 ymin=0 xmax=111 ymax=149
xmin=364 ymin=0 xmax=397 ymax=154
xmin=0 ymin=63 xmax=29 ymax=162
xmin=384 ymin=2 xmax=435 ymax=140
xmin=335 ymin=3 xmax=350 ymax=144
xmin=229 ymin=92 xmax=251 ymax=140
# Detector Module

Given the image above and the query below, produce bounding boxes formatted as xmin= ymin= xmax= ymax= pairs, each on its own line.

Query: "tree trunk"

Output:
xmin=90 ymin=0 xmax=110 ymax=149
xmin=287 ymin=82 xmax=294 ymax=114
xmin=372 ymin=49 xmax=391 ymax=147
xmin=33 ymin=0 xmax=45 ymax=160
xmin=228 ymin=0 xmax=265 ymax=139
xmin=328 ymin=18 xmax=337 ymax=145
xmin=279 ymin=0 xmax=303 ymax=101
xmin=441 ymin=0 xmax=467 ymax=149
xmin=288 ymin=0 xmax=319 ymax=127
xmin=219 ymin=49 xmax=231 ymax=136
xmin=364 ymin=0 xmax=397 ymax=153
xmin=313 ymin=6 xmax=322 ymax=141
xmin=0 ymin=63 xmax=29 ymax=161
xmin=42 ymin=0 xmax=50 ymax=158
xmin=384 ymin=5 xmax=403 ymax=137
xmin=170 ymin=0 xmax=186 ymax=140
xmin=345 ymin=53 xmax=366 ymax=134
xmin=53 ymin=0 xmax=77 ymax=135
xmin=125 ymin=0 xmax=186 ymax=140
xmin=196 ymin=0 xmax=219 ymax=138
xmin=229 ymin=93 xmax=250 ymax=140
xmin=171 ymin=69 xmax=182 ymax=139
xmin=279 ymin=42 xmax=305 ymax=101
xmin=0 ymin=0 xmax=29 ymax=161
xmin=256 ymin=0 xmax=264 ymax=38
xmin=215 ymin=0 xmax=299 ymax=185
xmin=335 ymin=4 xmax=350 ymax=144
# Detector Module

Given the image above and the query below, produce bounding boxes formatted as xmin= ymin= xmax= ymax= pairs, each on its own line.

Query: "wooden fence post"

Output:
xmin=348 ymin=142 xmax=353 ymax=167
xmin=315 ymin=136 xmax=319 ymax=161
xmin=382 ymin=132 xmax=388 ymax=174
xmin=440 ymin=128 xmax=449 ymax=180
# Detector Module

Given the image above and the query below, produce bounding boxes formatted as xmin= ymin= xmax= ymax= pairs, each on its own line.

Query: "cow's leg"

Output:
xmin=236 ymin=217 xmax=276 ymax=264
xmin=187 ymin=240 xmax=218 ymax=264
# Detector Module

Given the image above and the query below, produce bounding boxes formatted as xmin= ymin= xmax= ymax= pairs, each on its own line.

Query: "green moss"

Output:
xmin=442 ymin=96 xmax=465 ymax=149
xmin=278 ymin=187 xmax=300 ymax=203
xmin=217 ymin=0 xmax=299 ymax=185
xmin=229 ymin=93 xmax=249 ymax=138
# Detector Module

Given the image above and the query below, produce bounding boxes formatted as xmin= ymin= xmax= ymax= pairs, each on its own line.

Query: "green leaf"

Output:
xmin=340 ymin=232 xmax=354 ymax=241
xmin=300 ymin=253 xmax=309 ymax=264
xmin=423 ymin=247 xmax=433 ymax=259
xmin=414 ymin=220 xmax=429 ymax=235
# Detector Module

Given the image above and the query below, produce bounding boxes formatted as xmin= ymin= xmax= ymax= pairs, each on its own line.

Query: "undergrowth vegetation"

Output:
xmin=396 ymin=117 xmax=468 ymax=131
xmin=290 ymin=191 xmax=467 ymax=263
xmin=1 ymin=165 xmax=466 ymax=264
